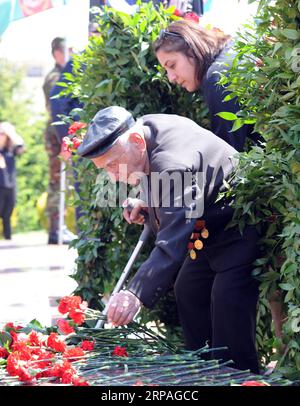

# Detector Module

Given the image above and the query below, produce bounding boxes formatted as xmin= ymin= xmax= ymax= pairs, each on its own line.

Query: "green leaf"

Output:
xmin=291 ymin=317 xmax=300 ymax=333
xmin=215 ymin=111 xmax=238 ymax=121
xmin=278 ymin=283 xmax=294 ymax=291
xmin=230 ymin=118 xmax=244 ymax=132
xmin=0 ymin=331 xmax=12 ymax=348
xmin=105 ymin=47 xmax=120 ymax=56
xmin=94 ymin=79 xmax=113 ymax=96
xmin=284 ymin=289 xmax=295 ymax=303
xmin=242 ymin=201 xmax=252 ymax=214
xmin=21 ymin=319 xmax=45 ymax=333
xmin=223 ymin=93 xmax=237 ymax=102
xmin=116 ymin=56 xmax=130 ymax=65
xmin=281 ymin=29 xmax=300 ymax=40
xmin=271 ymin=42 xmax=283 ymax=56
xmin=54 ymin=81 xmax=69 ymax=88
xmin=139 ymin=19 xmax=147 ymax=33
xmin=281 ymin=91 xmax=295 ymax=101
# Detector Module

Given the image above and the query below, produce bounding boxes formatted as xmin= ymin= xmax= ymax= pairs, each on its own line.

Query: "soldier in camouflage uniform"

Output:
xmin=43 ymin=37 xmax=66 ymax=244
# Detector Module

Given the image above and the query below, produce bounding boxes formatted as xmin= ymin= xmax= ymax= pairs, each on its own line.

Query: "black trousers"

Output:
xmin=0 ymin=187 xmax=15 ymax=239
xmin=174 ymin=225 xmax=260 ymax=374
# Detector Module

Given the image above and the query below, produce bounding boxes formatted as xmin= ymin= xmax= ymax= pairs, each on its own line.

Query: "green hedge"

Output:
xmin=220 ymin=0 xmax=300 ymax=378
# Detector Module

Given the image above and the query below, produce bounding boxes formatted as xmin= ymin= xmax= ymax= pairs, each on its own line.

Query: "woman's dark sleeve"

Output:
xmin=202 ymin=73 xmax=259 ymax=152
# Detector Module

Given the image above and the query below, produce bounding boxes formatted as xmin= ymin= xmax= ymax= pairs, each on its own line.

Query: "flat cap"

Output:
xmin=77 ymin=106 xmax=136 ymax=159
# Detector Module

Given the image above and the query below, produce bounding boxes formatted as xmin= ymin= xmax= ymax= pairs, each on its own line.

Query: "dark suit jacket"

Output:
xmin=127 ymin=114 xmax=238 ymax=308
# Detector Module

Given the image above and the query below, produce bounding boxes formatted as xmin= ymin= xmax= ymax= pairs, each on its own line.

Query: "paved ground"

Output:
xmin=0 ymin=231 xmax=78 ymax=328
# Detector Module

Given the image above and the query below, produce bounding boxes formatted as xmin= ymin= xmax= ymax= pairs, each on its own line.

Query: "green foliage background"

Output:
xmin=220 ymin=0 xmax=300 ymax=378
xmin=0 ymin=60 xmax=48 ymax=234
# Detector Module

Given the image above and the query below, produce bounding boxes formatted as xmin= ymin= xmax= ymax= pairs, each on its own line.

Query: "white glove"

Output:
xmin=107 ymin=290 xmax=141 ymax=326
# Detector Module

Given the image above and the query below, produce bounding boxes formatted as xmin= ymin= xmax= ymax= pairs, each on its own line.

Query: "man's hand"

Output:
xmin=107 ymin=290 xmax=141 ymax=326
xmin=123 ymin=198 xmax=148 ymax=225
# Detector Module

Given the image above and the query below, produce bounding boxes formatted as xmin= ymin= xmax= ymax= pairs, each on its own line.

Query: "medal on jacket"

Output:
xmin=201 ymin=228 xmax=209 ymax=239
xmin=190 ymin=249 xmax=197 ymax=260
xmin=187 ymin=219 xmax=208 ymax=260
xmin=194 ymin=239 xmax=203 ymax=250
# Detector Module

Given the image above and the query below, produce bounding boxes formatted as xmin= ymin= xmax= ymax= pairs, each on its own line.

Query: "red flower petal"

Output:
xmin=184 ymin=12 xmax=200 ymax=23
xmin=241 ymin=380 xmax=269 ymax=386
xmin=58 ymin=296 xmax=82 ymax=314
xmin=112 ymin=346 xmax=128 ymax=357
xmin=80 ymin=340 xmax=94 ymax=351
xmin=0 ymin=346 xmax=9 ymax=359
xmin=63 ymin=347 xmax=85 ymax=362
xmin=47 ymin=333 xmax=67 ymax=353
xmin=57 ymin=319 xmax=75 ymax=335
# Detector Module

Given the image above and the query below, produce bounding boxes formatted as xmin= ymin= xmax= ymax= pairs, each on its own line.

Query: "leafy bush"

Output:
xmin=220 ymin=0 xmax=300 ymax=378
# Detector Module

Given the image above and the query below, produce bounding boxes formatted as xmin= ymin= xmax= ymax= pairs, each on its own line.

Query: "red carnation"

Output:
xmin=30 ymin=349 xmax=53 ymax=369
xmin=80 ymin=340 xmax=94 ymax=351
xmin=18 ymin=367 xmax=34 ymax=382
xmin=28 ymin=330 xmax=46 ymax=347
xmin=48 ymin=360 xmax=74 ymax=378
xmin=68 ymin=122 xmax=87 ymax=135
xmin=173 ymin=8 xmax=182 ymax=17
xmin=61 ymin=369 xmax=76 ymax=384
xmin=57 ymin=319 xmax=75 ymax=335
xmin=0 ymin=346 xmax=9 ymax=359
xmin=6 ymin=351 xmax=31 ymax=377
xmin=112 ymin=345 xmax=128 ymax=357
xmin=73 ymin=377 xmax=90 ymax=386
xmin=6 ymin=353 xmax=21 ymax=376
xmin=4 ymin=322 xmax=23 ymax=332
xmin=133 ymin=379 xmax=145 ymax=386
xmin=69 ymin=308 xmax=85 ymax=325
xmin=58 ymin=295 xmax=82 ymax=315
xmin=63 ymin=347 xmax=85 ymax=362
xmin=241 ymin=380 xmax=269 ymax=386
xmin=11 ymin=333 xmax=30 ymax=352
xmin=72 ymin=136 xmax=82 ymax=150
xmin=61 ymin=137 xmax=72 ymax=160
xmin=184 ymin=12 xmax=200 ymax=23
xmin=47 ymin=333 xmax=67 ymax=353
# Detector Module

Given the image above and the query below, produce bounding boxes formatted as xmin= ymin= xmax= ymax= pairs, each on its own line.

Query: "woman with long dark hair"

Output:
xmin=153 ymin=19 xmax=260 ymax=151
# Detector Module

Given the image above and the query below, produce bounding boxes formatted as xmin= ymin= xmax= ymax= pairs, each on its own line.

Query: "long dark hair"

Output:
xmin=153 ymin=19 xmax=231 ymax=83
